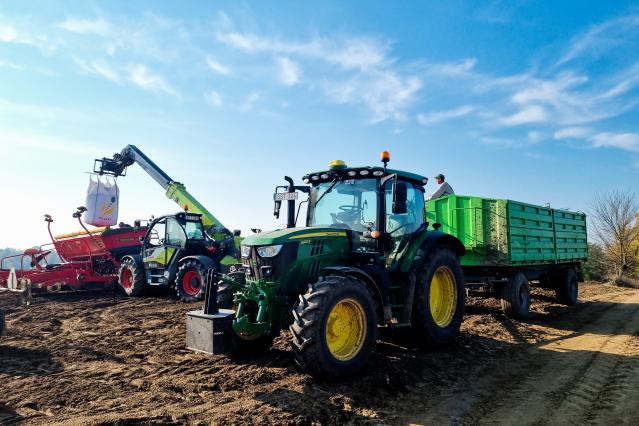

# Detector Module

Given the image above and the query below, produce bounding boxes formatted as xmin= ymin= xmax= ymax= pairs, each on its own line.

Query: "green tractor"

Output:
xmin=188 ymin=153 xmax=466 ymax=378
xmin=119 ymin=211 xmax=237 ymax=302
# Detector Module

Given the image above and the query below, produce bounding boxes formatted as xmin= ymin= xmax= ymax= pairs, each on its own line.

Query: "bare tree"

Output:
xmin=589 ymin=190 xmax=639 ymax=279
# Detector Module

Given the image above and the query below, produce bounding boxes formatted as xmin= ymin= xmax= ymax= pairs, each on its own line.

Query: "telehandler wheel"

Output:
xmin=175 ymin=260 xmax=206 ymax=303
xmin=555 ymin=268 xmax=578 ymax=306
xmin=118 ymin=258 xmax=146 ymax=297
xmin=290 ymin=275 xmax=377 ymax=380
xmin=412 ymin=247 xmax=465 ymax=346
xmin=500 ymin=272 xmax=531 ymax=319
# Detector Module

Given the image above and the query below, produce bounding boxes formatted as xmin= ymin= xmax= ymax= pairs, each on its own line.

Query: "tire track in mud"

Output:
xmin=407 ymin=291 xmax=639 ymax=425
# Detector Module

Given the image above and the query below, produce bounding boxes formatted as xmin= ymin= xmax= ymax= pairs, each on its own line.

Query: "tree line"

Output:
xmin=585 ymin=190 xmax=639 ymax=286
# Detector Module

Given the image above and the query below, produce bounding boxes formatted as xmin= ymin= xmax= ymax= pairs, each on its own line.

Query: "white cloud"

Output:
xmin=527 ymin=131 xmax=543 ymax=143
xmin=417 ymin=105 xmax=474 ymax=125
xmin=128 ymin=65 xmax=179 ymax=97
xmin=324 ymin=71 xmax=421 ymax=123
xmin=75 ymin=59 xmax=121 ymax=83
xmin=277 ymin=57 xmax=301 ymax=86
xmin=480 ymin=136 xmax=513 ymax=147
xmin=204 ymin=90 xmax=223 ymax=107
xmin=499 ymin=105 xmax=548 ymax=126
xmin=422 ymin=58 xmax=477 ymax=76
xmin=58 ymin=17 xmax=111 ymax=36
xmin=554 ymin=127 xmax=592 ymax=140
xmin=217 ymin=31 xmax=388 ymax=71
xmin=0 ymin=60 xmax=23 ymax=70
xmin=590 ymin=132 xmax=639 ymax=153
xmin=206 ymin=57 xmax=230 ymax=75
xmin=0 ymin=23 xmax=18 ymax=42
xmin=239 ymin=91 xmax=261 ymax=112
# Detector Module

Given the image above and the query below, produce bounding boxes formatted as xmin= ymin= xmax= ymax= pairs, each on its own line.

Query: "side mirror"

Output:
xmin=139 ymin=236 xmax=145 ymax=242
xmin=273 ymin=199 xmax=282 ymax=219
xmin=134 ymin=219 xmax=141 ymax=231
xmin=392 ymin=181 xmax=408 ymax=214
xmin=233 ymin=229 xmax=241 ymax=237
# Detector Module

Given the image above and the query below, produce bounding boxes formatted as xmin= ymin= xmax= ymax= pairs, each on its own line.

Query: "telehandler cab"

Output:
xmin=187 ymin=152 xmax=466 ymax=378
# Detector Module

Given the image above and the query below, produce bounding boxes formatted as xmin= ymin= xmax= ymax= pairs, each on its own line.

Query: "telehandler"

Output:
xmin=187 ymin=152 xmax=466 ymax=378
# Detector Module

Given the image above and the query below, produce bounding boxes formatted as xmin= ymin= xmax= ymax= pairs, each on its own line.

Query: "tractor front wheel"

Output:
xmin=118 ymin=258 xmax=146 ymax=297
xmin=290 ymin=275 xmax=377 ymax=379
xmin=175 ymin=260 xmax=206 ymax=302
xmin=412 ymin=247 xmax=465 ymax=345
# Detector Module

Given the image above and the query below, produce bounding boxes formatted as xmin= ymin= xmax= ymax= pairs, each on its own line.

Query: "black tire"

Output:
xmin=555 ymin=269 xmax=578 ymax=305
xmin=118 ymin=258 xmax=146 ymax=297
xmin=290 ymin=275 xmax=378 ymax=380
xmin=0 ymin=309 xmax=5 ymax=337
xmin=411 ymin=247 xmax=466 ymax=345
xmin=500 ymin=272 xmax=531 ymax=319
xmin=175 ymin=260 xmax=207 ymax=303
xmin=217 ymin=270 xmax=244 ymax=309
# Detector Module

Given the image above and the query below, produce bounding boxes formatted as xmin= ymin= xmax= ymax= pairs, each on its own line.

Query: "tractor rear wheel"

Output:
xmin=175 ymin=260 xmax=206 ymax=302
xmin=118 ymin=258 xmax=146 ymax=297
xmin=555 ymin=268 xmax=578 ymax=305
xmin=290 ymin=275 xmax=378 ymax=379
xmin=412 ymin=247 xmax=465 ymax=345
xmin=500 ymin=272 xmax=531 ymax=319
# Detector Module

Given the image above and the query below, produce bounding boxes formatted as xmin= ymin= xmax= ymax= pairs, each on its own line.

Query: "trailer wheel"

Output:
xmin=411 ymin=247 xmax=465 ymax=345
xmin=175 ymin=260 xmax=206 ymax=303
xmin=555 ymin=269 xmax=578 ymax=305
xmin=118 ymin=258 xmax=146 ymax=297
xmin=501 ymin=272 xmax=530 ymax=319
xmin=290 ymin=275 xmax=378 ymax=379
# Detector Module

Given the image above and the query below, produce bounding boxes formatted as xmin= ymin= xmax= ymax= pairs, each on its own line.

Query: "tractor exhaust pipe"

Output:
xmin=284 ymin=176 xmax=295 ymax=228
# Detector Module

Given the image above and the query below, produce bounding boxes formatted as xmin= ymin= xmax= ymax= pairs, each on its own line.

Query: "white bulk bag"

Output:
xmin=84 ymin=176 xmax=119 ymax=226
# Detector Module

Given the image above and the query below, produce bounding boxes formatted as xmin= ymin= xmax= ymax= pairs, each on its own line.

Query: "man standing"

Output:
xmin=427 ymin=174 xmax=454 ymax=200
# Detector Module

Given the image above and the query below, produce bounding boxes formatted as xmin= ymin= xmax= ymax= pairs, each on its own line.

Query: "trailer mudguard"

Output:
xmin=398 ymin=231 xmax=465 ymax=273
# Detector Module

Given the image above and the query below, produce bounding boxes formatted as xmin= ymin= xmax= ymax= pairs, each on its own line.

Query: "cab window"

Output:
xmin=384 ymin=181 xmax=425 ymax=237
xmin=147 ymin=220 xmax=166 ymax=247
xmin=166 ymin=218 xmax=187 ymax=247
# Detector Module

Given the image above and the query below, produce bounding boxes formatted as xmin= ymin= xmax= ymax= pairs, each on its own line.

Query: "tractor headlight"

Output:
xmin=241 ymin=245 xmax=251 ymax=258
xmin=257 ymin=244 xmax=283 ymax=258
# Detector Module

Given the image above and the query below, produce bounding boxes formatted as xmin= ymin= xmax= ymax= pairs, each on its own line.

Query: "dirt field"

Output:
xmin=1 ymin=282 xmax=638 ymax=425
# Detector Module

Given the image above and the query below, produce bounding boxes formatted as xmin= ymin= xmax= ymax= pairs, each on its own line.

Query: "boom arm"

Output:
xmin=95 ymin=145 xmax=226 ymax=232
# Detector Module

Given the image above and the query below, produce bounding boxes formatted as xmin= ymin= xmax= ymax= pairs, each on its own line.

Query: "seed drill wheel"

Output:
xmin=175 ymin=260 xmax=206 ymax=302
xmin=118 ymin=258 xmax=146 ymax=297
xmin=290 ymin=275 xmax=377 ymax=379
xmin=500 ymin=272 xmax=531 ymax=319
xmin=412 ymin=247 xmax=465 ymax=345
xmin=554 ymin=268 xmax=578 ymax=306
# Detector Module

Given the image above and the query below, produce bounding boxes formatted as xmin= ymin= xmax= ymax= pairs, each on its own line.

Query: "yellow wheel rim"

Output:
xmin=325 ymin=298 xmax=366 ymax=361
xmin=430 ymin=266 xmax=457 ymax=328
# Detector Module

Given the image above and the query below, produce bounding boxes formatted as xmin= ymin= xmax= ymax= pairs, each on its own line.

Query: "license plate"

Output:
xmin=274 ymin=192 xmax=298 ymax=201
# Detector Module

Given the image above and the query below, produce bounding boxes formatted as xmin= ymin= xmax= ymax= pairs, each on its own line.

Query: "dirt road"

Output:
xmin=1 ymin=283 xmax=638 ymax=425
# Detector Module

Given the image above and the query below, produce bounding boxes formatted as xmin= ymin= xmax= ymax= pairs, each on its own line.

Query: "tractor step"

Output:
xmin=186 ymin=309 xmax=235 ymax=355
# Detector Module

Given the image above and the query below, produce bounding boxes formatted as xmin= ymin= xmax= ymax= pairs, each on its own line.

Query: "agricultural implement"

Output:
xmin=188 ymin=152 xmax=467 ymax=379
xmin=94 ymin=145 xmax=241 ymax=300
xmin=0 ymin=207 xmax=146 ymax=293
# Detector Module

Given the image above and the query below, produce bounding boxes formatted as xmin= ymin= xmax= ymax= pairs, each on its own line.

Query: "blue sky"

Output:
xmin=1 ymin=1 xmax=639 ymax=248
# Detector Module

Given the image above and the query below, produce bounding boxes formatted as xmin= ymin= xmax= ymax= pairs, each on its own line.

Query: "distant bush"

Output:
xmin=583 ymin=243 xmax=608 ymax=282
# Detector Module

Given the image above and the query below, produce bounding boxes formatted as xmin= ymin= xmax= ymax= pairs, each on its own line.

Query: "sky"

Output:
xmin=1 ymin=0 xmax=639 ymax=248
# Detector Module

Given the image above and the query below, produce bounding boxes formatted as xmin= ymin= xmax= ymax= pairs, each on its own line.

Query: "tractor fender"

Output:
xmin=120 ymin=254 xmax=142 ymax=267
xmin=319 ymin=266 xmax=384 ymax=319
xmin=398 ymin=231 xmax=465 ymax=273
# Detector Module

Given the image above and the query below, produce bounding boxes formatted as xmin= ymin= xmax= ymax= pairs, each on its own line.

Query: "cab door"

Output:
xmin=384 ymin=180 xmax=426 ymax=264
xmin=143 ymin=219 xmax=168 ymax=269
xmin=164 ymin=217 xmax=187 ymax=268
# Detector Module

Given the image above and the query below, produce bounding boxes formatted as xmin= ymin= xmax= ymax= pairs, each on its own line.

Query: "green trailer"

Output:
xmin=426 ymin=195 xmax=587 ymax=318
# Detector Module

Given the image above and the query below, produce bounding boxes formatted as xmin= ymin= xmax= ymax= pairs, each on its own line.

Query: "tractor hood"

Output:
xmin=242 ymin=227 xmax=348 ymax=246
